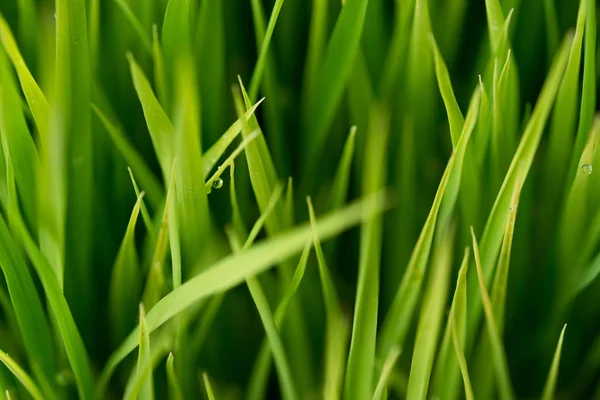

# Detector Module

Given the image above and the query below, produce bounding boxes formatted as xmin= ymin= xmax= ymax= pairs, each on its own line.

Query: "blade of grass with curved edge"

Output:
xmin=430 ymin=249 xmax=471 ymax=400
xmin=172 ymin=57 xmax=210 ymax=270
xmin=308 ymin=199 xmax=349 ymax=400
xmin=328 ymin=127 xmax=357 ymax=211
xmin=379 ymin=87 xmax=479 ymax=360
xmin=373 ymin=346 xmax=401 ymax=400
xmin=248 ymin=0 xmax=284 ymax=100
xmin=247 ymin=239 xmax=312 ymax=400
xmin=202 ymin=373 xmax=216 ymax=400
xmin=466 ymin=34 xmax=573 ymax=352
xmin=109 ymin=194 xmax=144 ymax=342
xmin=0 ymin=215 xmax=57 ymax=398
xmin=541 ymin=0 xmax=586 ymax=225
xmin=56 ymin=0 xmax=94 ymax=339
xmin=541 ymin=325 xmax=567 ymax=400
xmin=0 ymin=351 xmax=43 ymax=400
xmin=471 ymin=228 xmax=515 ymax=400
xmin=345 ymin=104 xmax=389 ymax=400
xmin=202 ymin=98 xmax=265 ymax=179
xmin=9 ymin=212 xmax=94 ymax=399
xmin=91 ymin=104 xmax=163 ymax=206
xmin=128 ymin=167 xmax=154 ymax=237
xmin=128 ymin=52 xmax=173 ymax=178
xmin=0 ymin=14 xmax=49 ymax=139
xmin=472 ymin=181 xmax=522 ymax=399
xmin=167 ymin=353 xmax=183 ymax=400
xmin=196 ymin=0 xmax=225 ymax=143
xmin=405 ymin=229 xmax=454 ymax=400
xmin=304 ymin=0 xmax=369 ymax=167
xmin=123 ymin=306 xmax=154 ymax=400
xmin=569 ymin=0 xmax=596 ymax=182
xmin=451 ymin=293 xmax=475 ymax=400
xmin=98 ymin=192 xmax=390 ymax=393
xmin=0 ymin=46 xmax=38 ymax=229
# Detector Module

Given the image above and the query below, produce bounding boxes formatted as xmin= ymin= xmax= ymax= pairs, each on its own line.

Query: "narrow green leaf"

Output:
xmin=114 ymin=0 xmax=152 ymax=53
xmin=406 ymin=229 xmax=454 ymax=400
xmin=128 ymin=167 xmax=154 ymax=237
xmin=166 ymin=353 xmax=183 ymax=400
xmin=543 ymin=0 xmax=560 ymax=59
xmin=373 ymin=346 xmax=401 ymax=400
xmin=541 ymin=325 xmax=567 ymax=400
xmin=471 ymin=228 xmax=515 ymax=400
xmin=0 ymin=351 xmax=43 ymax=400
xmin=202 ymin=373 xmax=216 ymax=400
xmin=229 ymin=161 xmax=248 ymax=239
xmin=152 ymin=25 xmax=169 ymax=111
xmin=99 ymin=192 xmax=390 ymax=392
xmin=305 ymin=0 xmax=369 ymax=166
xmin=162 ymin=0 xmax=191 ymax=82
xmin=123 ymin=305 xmax=154 ymax=400
xmin=328 ymin=126 xmax=357 ymax=211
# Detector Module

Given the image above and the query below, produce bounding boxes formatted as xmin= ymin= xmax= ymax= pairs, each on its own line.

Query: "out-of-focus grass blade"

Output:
xmin=466 ymin=34 xmax=573 ymax=350
xmin=166 ymin=353 xmax=183 ymax=400
xmin=405 ymin=229 xmax=454 ymax=400
xmin=229 ymin=161 xmax=248 ymax=239
xmin=0 ymin=46 xmax=38 ymax=229
xmin=472 ymin=181 xmax=521 ymax=398
xmin=308 ymin=199 xmax=349 ymax=400
xmin=304 ymin=0 xmax=369 ymax=166
xmin=99 ymin=192 xmax=390 ymax=391
xmin=474 ymin=76 xmax=491 ymax=167
xmin=91 ymin=104 xmax=163 ymax=206
xmin=302 ymin=0 xmax=327 ymax=110
xmin=123 ymin=305 xmax=154 ymax=400
xmin=430 ymin=249 xmax=470 ymax=400
xmin=202 ymin=98 xmax=265 ymax=179
xmin=543 ymin=0 xmax=560 ymax=59
xmin=11 ymin=214 xmax=94 ymax=399
xmin=373 ymin=346 xmax=401 ymax=400
xmin=0 ymin=351 xmax=43 ymax=400
xmin=248 ymin=0 xmax=285 ymax=100
xmin=152 ymin=25 xmax=169 ymax=111
xmin=569 ymin=0 xmax=596 ymax=183
xmin=328 ymin=127 xmax=356 ymax=211
xmin=202 ymin=373 xmax=216 ymax=400
xmin=541 ymin=325 xmax=567 ymax=400
xmin=345 ymin=104 xmax=389 ymax=400
xmin=471 ymin=228 xmax=515 ymax=400
xmin=247 ymin=239 xmax=312 ymax=400
xmin=166 ymin=164 xmax=182 ymax=289
xmin=172 ymin=56 xmax=210 ymax=269
xmin=114 ymin=0 xmax=152 ymax=53
xmin=0 ymin=14 xmax=49 ymax=139
xmin=0 ymin=214 xmax=57 ymax=398
xmin=14 ymin=0 xmax=36 ymax=64
xmin=128 ymin=52 xmax=173 ymax=178
xmin=196 ymin=0 xmax=225 ymax=142
xmin=109 ymin=194 xmax=143 ymax=342
xmin=161 ymin=0 xmax=191 ymax=83
xmin=541 ymin=0 xmax=586 ymax=221
xmin=485 ymin=0 xmax=507 ymax=52
xmin=88 ymin=0 xmax=99 ymax=73
xmin=380 ymin=87 xmax=479 ymax=360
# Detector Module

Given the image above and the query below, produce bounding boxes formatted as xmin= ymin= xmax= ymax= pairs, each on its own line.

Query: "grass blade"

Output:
xmin=328 ymin=126 xmax=357 ymax=211
xmin=373 ymin=346 xmax=401 ymax=400
xmin=0 ymin=351 xmax=44 ymax=400
xmin=166 ymin=353 xmax=183 ymax=400
xmin=202 ymin=373 xmax=216 ymax=400
xmin=541 ymin=325 xmax=567 ymax=400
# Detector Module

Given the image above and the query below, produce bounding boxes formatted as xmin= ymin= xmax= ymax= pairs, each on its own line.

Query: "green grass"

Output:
xmin=0 ymin=0 xmax=598 ymax=398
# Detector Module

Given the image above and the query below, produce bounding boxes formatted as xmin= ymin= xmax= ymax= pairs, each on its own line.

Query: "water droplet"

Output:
xmin=212 ymin=178 xmax=224 ymax=189
xmin=582 ymin=164 xmax=593 ymax=175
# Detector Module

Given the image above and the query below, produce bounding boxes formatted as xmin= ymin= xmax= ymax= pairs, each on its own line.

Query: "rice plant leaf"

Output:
xmin=569 ymin=0 xmax=596 ymax=181
xmin=485 ymin=0 xmax=507 ymax=52
xmin=0 ymin=215 xmax=57 ymax=398
xmin=345 ymin=104 xmax=389 ymax=400
xmin=543 ymin=0 xmax=560 ymax=58
xmin=202 ymin=98 xmax=265 ymax=179
xmin=471 ymin=228 xmax=515 ymax=400
xmin=114 ymin=0 xmax=152 ymax=53
xmin=0 ymin=45 xmax=38 ymax=229
xmin=467 ymin=34 xmax=573 ymax=349
xmin=405 ymin=229 xmax=454 ymax=400
xmin=202 ymin=373 xmax=216 ymax=400
xmin=109 ymin=193 xmax=144 ymax=342
xmin=127 ymin=167 xmax=154 ymax=237
xmin=248 ymin=0 xmax=285 ymax=101
xmin=166 ymin=353 xmax=183 ymax=400
xmin=247 ymin=239 xmax=312 ymax=400
xmin=305 ymin=0 xmax=369 ymax=166
xmin=308 ymin=198 xmax=349 ymax=400
xmin=373 ymin=346 xmax=401 ymax=400
xmin=123 ymin=331 xmax=171 ymax=400
xmin=379 ymin=87 xmax=479 ymax=359
xmin=162 ymin=0 xmax=191 ymax=80
xmin=474 ymin=76 xmax=491 ymax=166
xmin=166 ymin=164 xmax=182 ymax=289
xmin=127 ymin=52 xmax=174 ymax=178
xmin=541 ymin=325 xmax=567 ymax=400
xmin=196 ymin=0 xmax=225 ymax=142
xmin=430 ymin=249 xmax=470 ymax=400
xmin=99 ymin=191 xmax=389 ymax=392
xmin=328 ymin=126 xmax=357 ymax=211
xmin=0 ymin=13 xmax=49 ymax=139
xmin=0 ymin=351 xmax=44 ymax=400
xmin=152 ymin=25 xmax=169 ymax=111
xmin=302 ymin=0 xmax=328 ymax=109
xmin=91 ymin=104 xmax=163 ymax=207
